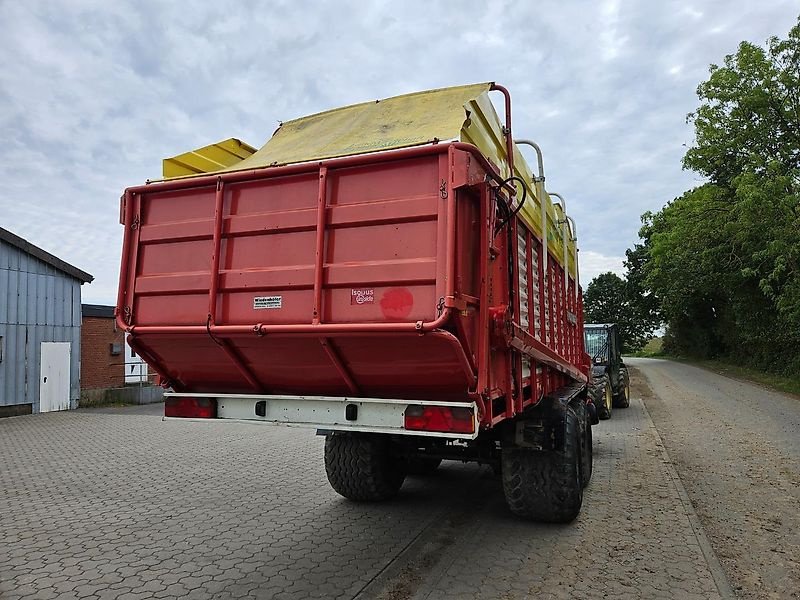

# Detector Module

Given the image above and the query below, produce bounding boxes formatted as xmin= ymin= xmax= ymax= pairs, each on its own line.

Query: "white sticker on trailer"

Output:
xmin=254 ymin=296 xmax=282 ymax=309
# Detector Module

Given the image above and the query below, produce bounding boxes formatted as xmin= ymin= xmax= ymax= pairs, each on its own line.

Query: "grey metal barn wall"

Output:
xmin=0 ymin=241 xmax=82 ymax=411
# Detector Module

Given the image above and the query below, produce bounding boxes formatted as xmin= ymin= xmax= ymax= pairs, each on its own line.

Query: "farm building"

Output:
xmin=0 ymin=226 xmax=92 ymax=416
xmin=80 ymin=304 xmax=160 ymax=406
xmin=80 ymin=304 xmax=126 ymax=391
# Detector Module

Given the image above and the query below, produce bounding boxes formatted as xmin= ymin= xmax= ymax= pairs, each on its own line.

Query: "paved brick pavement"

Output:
xmin=0 ymin=386 xmax=731 ymax=599
xmin=364 ymin=383 xmax=732 ymax=600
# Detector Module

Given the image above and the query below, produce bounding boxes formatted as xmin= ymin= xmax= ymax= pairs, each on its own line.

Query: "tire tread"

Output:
xmin=501 ymin=405 xmax=583 ymax=522
xmin=324 ymin=434 xmax=405 ymax=501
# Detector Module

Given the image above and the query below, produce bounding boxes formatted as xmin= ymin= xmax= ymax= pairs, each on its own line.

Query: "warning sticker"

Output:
xmin=351 ymin=288 xmax=375 ymax=305
xmin=254 ymin=296 xmax=282 ymax=310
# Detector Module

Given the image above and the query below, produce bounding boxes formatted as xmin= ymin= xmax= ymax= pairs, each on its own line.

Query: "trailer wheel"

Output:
xmin=577 ymin=401 xmax=593 ymax=488
xmin=324 ymin=434 xmax=406 ymax=501
xmin=404 ymin=457 xmax=442 ymax=476
xmin=613 ymin=367 xmax=631 ymax=408
xmin=501 ymin=405 xmax=583 ymax=522
xmin=591 ymin=373 xmax=612 ymax=420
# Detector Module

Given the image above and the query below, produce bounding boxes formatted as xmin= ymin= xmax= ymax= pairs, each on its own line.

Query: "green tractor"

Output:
xmin=584 ymin=323 xmax=630 ymax=420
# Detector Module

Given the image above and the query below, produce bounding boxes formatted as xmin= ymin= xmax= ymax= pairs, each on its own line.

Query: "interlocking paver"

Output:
xmin=354 ymin=393 xmax=730 ymax=599
xmin=1 ymin=395 xmax=731 ymax=599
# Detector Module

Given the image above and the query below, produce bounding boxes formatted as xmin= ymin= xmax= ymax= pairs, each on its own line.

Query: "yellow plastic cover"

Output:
xmin=162 ymin=138 xmax=256 ymax=178
xmin=159 ymin=84 xmax=576 ymax=274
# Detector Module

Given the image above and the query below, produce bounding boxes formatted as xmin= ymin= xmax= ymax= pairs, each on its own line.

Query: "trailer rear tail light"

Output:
xmin=404 ymin=405 xmax=474 ymax=434
xmin=165 ymin=397 xmax=217 ymax=418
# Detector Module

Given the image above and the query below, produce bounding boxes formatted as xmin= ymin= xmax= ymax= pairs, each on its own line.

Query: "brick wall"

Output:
xmin=80 ymin=316 xmax=125 ymax=390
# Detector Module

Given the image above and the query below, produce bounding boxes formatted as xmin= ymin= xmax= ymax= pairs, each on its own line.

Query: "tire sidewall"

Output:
xmin=592 ymin=372 xmax=612 ymax=420
xmin=613 ymin=367 xmax=631 ymax=408
xmin=324 ymin=433 xmax=406 ymax=501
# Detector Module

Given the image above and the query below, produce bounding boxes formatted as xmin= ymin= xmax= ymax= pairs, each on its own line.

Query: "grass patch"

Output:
xmin=79 ymin=386 xmax=163 ymax=408
xmin=627 ymin=337 xmax=664 ymax=358
xmin=681 ymin=359 xmax=800 ymax=398
xmin=79 ymin=395 xmax=139 ymax=409
xmin=625 ymin=337 xmax=800 ymax=396
xmin=80 ymin=401 xmax=140 ymax=409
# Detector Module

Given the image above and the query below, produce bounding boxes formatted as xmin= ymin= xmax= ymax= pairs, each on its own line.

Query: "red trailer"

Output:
xmin=116 ymin=84 xmax=593 ymax=521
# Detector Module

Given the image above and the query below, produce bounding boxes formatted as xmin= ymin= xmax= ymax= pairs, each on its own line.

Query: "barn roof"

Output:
xmin=0 ymin=226 xmax=93 ymax=283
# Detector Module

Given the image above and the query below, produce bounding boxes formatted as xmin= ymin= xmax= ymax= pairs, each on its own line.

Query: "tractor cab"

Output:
xmin=584 ymin=323 xmax=620 ymax=367
xmin=583 ymin=324 xmax=630 ymax=419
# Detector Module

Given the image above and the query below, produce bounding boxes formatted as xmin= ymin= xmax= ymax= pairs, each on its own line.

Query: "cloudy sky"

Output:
xmin=1 ymin=1 xmax=797 ymax=304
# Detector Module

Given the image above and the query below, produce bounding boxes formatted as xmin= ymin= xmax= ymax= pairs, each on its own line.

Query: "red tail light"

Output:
xmin=165 ymin=397 xmax=216 ymax=418
xmin=404 ymin=405 xmax=474 ymax=434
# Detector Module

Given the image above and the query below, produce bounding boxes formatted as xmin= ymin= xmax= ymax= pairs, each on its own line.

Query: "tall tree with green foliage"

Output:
xmin=583 ymin=272 xmax=658 ymax=352
xmin=624 ymin=223 xmax=662 ymax=334
xmin=635 ymin=16 xmax=800 ymax=373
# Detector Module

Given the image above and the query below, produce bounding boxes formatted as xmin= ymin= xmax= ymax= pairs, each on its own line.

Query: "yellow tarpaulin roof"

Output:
xmin=158 ymin=83 xmax=577 ymax=274
xmin=227 ymin=82 xmax=491 ymax=170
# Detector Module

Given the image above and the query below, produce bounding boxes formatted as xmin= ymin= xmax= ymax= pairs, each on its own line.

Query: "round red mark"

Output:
xmin=380 ymin=288 xmax=414 ymax=320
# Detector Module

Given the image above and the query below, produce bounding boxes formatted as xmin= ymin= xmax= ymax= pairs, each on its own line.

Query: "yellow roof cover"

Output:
xmin=162 ymin=138 xmax=256 ymax=178
xmin=228 ymin=83 xmax=491 ymax=170
xmin=157 ymin=83 xmax=577 ymax=275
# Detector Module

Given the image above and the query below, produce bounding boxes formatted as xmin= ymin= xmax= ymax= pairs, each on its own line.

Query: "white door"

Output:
xmin=40 ymin=342 xmax=71 ymax=412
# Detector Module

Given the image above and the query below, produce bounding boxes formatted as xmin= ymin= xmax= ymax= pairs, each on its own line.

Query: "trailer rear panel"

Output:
xmin=122 ymin=147 xmax=483 ymax=400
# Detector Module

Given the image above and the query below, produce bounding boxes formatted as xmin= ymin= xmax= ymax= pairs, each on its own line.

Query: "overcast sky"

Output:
xmin=1 ymin=1 xmax=797 ymax=304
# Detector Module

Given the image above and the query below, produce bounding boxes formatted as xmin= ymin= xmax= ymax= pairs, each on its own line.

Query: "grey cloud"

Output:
xmin=0 ymin=0 xmax=797 ymax=303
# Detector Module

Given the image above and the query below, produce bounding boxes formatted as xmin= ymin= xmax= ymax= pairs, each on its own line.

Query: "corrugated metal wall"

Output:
xmin=0 ymin=240 xmax=82 ymax=411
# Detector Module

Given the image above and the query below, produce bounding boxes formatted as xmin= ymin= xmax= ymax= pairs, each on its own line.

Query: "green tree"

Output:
xmin=642 ymin=186 xmax=735 ymax=357
xmin=624 ymin=217 xmax=662 ymax=332
xmin=632 ymin=16 xmax=800 ymax=374
xmin=583 ymin=272 xmax=656 ymax=352
xmin=683 ymin=18 xmax=800 ymax=332
xmin=684 ymin=21 xmax=800 ymax=185
xmin=584 ymin=272 xmax=627 ymax=324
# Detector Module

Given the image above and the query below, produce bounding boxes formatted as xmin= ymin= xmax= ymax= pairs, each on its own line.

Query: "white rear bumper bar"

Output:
xmin=163 ymin=392 xmax=479 ymax=440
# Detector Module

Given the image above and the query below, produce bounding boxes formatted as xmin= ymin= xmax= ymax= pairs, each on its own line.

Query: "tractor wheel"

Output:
xmin=404 ymin=457 xmax=442 ymax=476
xmin=324 ymin=433 xmax=406 ymax=501
xmin=613 ymin=367 xmax=631 ymax=408
xmin=591 ymin=373 xmax=613 ymax=420
xmin=501 ymin=405 xmax=583 ymax=522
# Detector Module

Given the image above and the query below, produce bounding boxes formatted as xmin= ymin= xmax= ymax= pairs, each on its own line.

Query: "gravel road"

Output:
xmin=631 ymin=357 xmax=800 ymax=600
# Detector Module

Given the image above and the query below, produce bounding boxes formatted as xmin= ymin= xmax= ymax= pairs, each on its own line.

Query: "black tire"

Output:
xmin=613 ymin=366 xmax=631 ymax=408
xmin=404 ymin=457 xmax=442 ymax=476
xmin=577 ymin=401 xmax=593 ymax=488
xmin=591 ymin=373 xmax=613 ymax=420
xmin=324 ymin=434 xmax=406 ymax=501
xmin=501 ymin=405 xmax=583 ymax=522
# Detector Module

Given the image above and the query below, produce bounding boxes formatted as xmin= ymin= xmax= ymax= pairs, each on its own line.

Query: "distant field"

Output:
xmin=643 ymin=337 xmax=663 ymax=354
xmin=628 ymin=337 xmax=663 ymax=357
